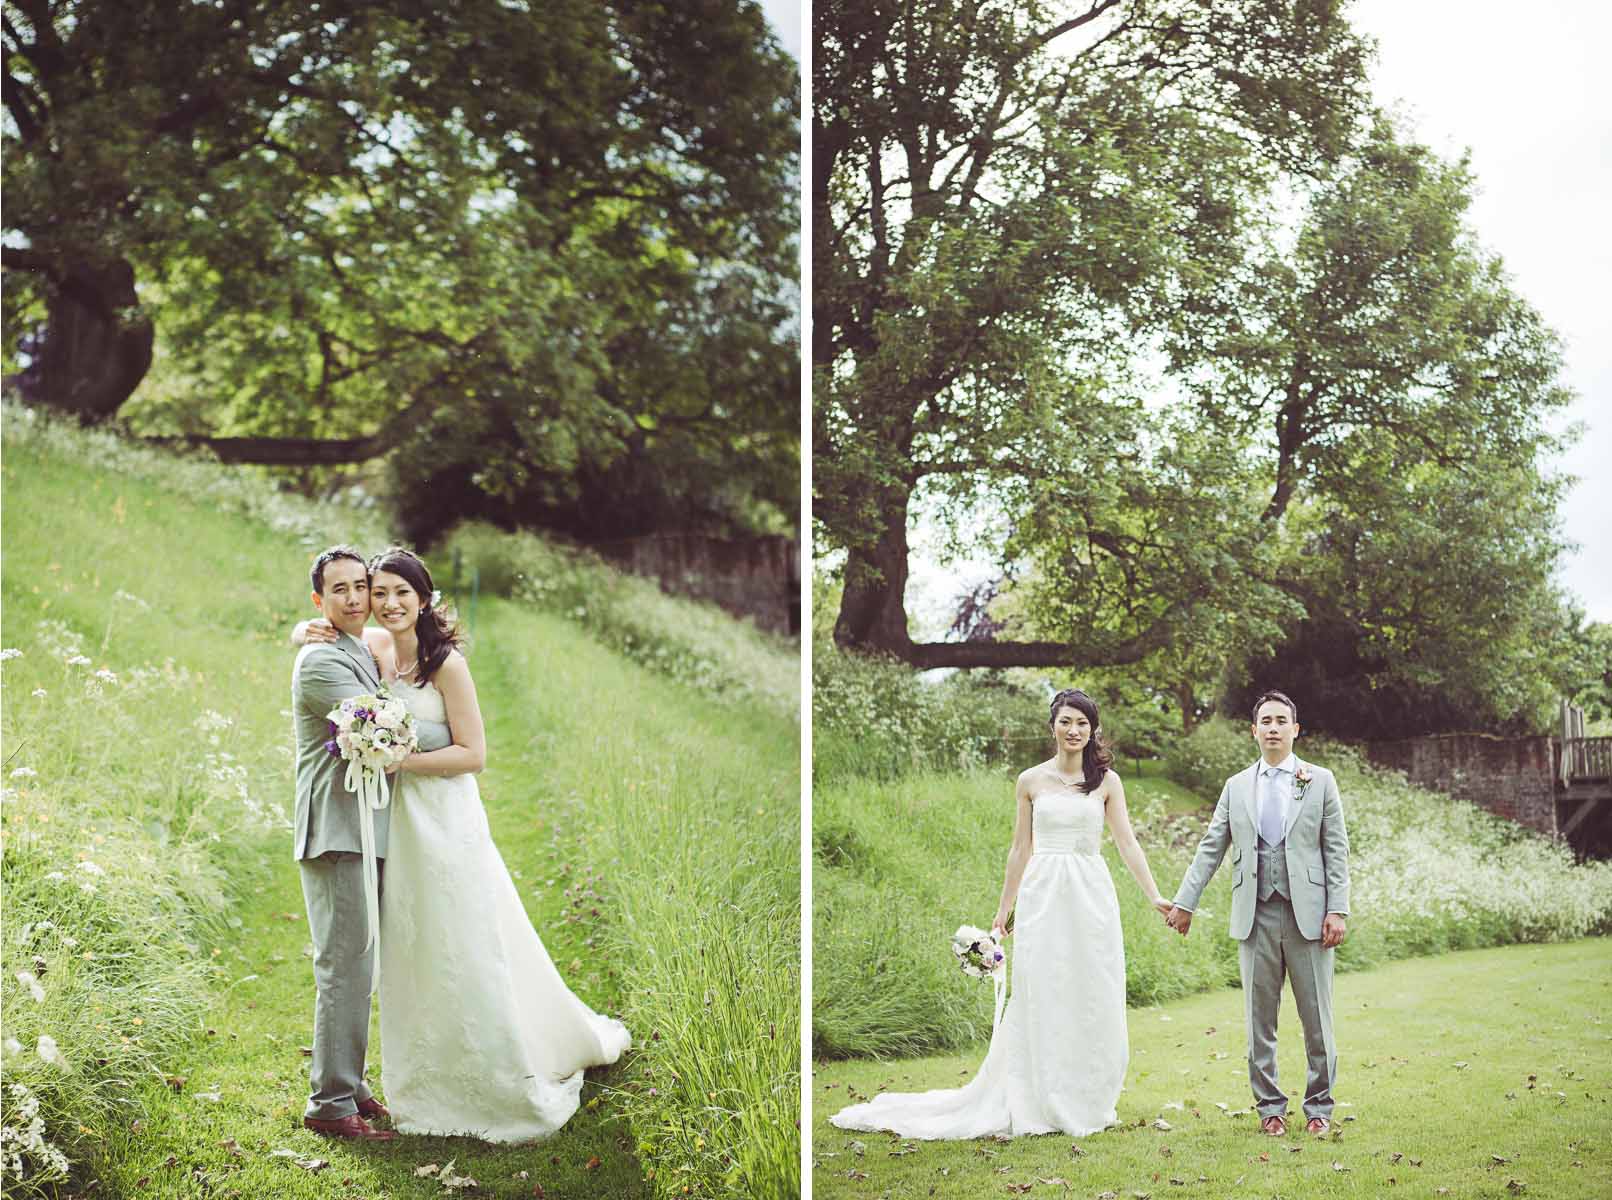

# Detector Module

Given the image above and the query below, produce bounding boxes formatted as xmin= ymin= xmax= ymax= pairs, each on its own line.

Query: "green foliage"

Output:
xmin=811 ymin=646 xmax=1046 ymax=784
xmin=812 ymin=4 xmax=1578 ymax=741
xmin=441 ymin=521 xmax=799 ymax=719
xmin=4 ymin=0 xmax=798 ymax=539
xmin=1160 ymin=717 xmax=1260 ymax=798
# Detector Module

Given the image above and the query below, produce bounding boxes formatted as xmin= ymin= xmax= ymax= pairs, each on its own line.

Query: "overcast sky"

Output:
xmin=1352 ymin=0 xmax=1611 ymax=622
xmin=758 ymin=0 xmax=801 ymax=61
xmin=894 ymin=0 xmax=1612 ymax=633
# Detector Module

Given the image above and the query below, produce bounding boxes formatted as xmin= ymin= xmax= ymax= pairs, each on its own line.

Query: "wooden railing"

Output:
xmin=1563 ymin=737 xmax=1612 ymax=782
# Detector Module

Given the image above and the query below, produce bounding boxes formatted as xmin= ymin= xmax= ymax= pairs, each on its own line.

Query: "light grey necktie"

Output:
xmin=1259 ymin=766 xmax=1285 ymax=845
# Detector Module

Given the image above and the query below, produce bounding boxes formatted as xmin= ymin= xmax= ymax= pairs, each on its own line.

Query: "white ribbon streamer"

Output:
xmin=344 ymin=755 xmax=391 ymax=994
xmin=991 ymin=964 xmax=1007 ymax=1035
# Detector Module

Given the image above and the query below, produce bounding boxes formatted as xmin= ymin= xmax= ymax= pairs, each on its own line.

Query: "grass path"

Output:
xmin=90 ymin=599 xmax=660 ymax=1198
xmin=813 ymin=939 xmax=1612 ymax=1199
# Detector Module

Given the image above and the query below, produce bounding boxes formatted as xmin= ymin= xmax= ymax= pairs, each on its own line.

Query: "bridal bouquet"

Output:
xmin=324 ymin=687 xmax=418 ymax=989
xmin=951 ymin=925 xmax=1005 ymax=979
xmin=952 ymin=924 xmax=1008 ymax=1034
xmin=324 ymin=688 xmax=418 ymax=770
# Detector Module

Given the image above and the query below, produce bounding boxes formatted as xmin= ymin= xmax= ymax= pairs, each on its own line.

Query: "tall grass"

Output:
xmin=477 ymin=603 xmax=801 ymax=1199
xmin=815 ymin=714 xmax=1612 ymax=1060
xmin=1 ymin=409 xmax=343 ymax=1194
xmin=2 ymin=405 xmax=801 ymax=1197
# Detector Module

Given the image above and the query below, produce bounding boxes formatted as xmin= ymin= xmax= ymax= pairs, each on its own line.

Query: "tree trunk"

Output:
xmin=1177 ymin=680 xmax=1199 ymax=733
xmin=833 ymin=484 xmax=916 ymax=655
xmin=34 ymin=257 xmax=154 ymax=423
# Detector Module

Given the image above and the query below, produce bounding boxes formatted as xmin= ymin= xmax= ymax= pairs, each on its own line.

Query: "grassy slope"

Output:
xmin=1 ymin=426 xmax=797 ymax=1198
xmin=813 ymin=939 xmax=1612 ymax=1199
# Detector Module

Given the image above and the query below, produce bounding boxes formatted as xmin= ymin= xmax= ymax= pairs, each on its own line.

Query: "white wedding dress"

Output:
xmin=378 ymin=680 xmax=630 ymax=1141
xmin=830 ymin=785 xmax=1129 ymax=1138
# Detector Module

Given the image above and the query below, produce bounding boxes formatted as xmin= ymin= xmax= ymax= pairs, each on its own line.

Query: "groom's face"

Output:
xmin=312 ymin=558 xmax=371 ymax=638
xmin=1251 ymin=700 xmax=1299 ymax=761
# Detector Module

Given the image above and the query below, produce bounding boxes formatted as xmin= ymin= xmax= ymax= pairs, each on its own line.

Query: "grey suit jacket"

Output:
xmin=291 ymin=633 xmax=452 ymax=861
xmin=1172 ymin=756 xmax=1350 ymax=942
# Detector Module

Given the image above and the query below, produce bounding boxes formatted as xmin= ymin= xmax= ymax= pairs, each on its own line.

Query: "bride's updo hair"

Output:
xmin=1048 ymin=687 xmax=1113 ymax=793
xmin=367 ymin=546 xmax=464 ymax=686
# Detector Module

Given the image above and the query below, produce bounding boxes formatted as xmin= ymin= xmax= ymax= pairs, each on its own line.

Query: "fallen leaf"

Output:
xmin=1505 ymin=1182 xmax=1526 ymax=1194
xmin=1036 ymin=1178 xmax=1071 ymax=1188
xmin=849 ymin=1140 xmax=866 ymax=1157
xmin=414 ymin=1163 xmax=441 ymax=1178
xmin=1331 ymin=1161 xmax=1350 ymax=1172
xmin=584 ymin=1156 xmax=601 ymax=1171
xmin=1151 ymin=1119 xmax=1172 ymax=1131
xmin=165 ymin=1076 xmax=186 ymax=1092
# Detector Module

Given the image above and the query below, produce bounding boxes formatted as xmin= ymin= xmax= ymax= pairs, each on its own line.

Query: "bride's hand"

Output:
xmin=1150 ymin=896 xmax=1173 ymax=916
xmin=294 ymin=618 xmax=339 ymax=646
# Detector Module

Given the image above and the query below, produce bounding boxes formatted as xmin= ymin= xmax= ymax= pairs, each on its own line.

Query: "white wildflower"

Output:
xmin=30 ymin=688 xmax=46 ymax=698
xmin=65 ymin=654 xmax=91 ymax=667
xmin=13 ymin=971 xmax=45 ymax=1004
xmin=35 ymin=1035 xmax=71 ymax=1071
xmin=3 ymin=1038 xmax=21 ymax=1056
xmin=77 ymin=861 xmax=106 ymax=876
xmin=9 ymin=767 xmax=36 ymax=780
xmin=0 ymin=648 xmax=21 ymax=660
xmin=92 ymin=668 xmax=118 ymax=685
xmin=42 ymin=871 xmax=66 ymax=883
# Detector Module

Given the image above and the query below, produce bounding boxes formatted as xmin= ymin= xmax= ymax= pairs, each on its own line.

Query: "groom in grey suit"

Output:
xmin=293 ymin=547 xmax=396 ymax=1140
xmin=1166 ymin=690 xmax=1349 ymax=1137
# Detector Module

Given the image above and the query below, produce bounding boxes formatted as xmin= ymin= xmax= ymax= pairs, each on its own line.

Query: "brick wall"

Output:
xmin=1365 ymin=734 xmax=1558 ymax=837
xmin=591 ymin=533 xmax=800 ymax=636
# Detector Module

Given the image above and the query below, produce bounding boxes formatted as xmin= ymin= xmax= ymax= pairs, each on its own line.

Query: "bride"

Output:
xmin=830 ymin=688 xmax=1171 ymax=1139
xmin=296 ymin=546 xmax=629 ymax=1140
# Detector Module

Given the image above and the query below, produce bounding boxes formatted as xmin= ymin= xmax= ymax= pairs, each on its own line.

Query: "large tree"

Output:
xmin=3 ymin=0 xmax=798 ymax=535
xmin=813 ymin=0 xmax=1369 ymax=665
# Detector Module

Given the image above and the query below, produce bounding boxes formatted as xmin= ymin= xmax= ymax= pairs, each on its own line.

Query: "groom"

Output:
xmin=1165 ymin=690 xmax=1349 ymax=1137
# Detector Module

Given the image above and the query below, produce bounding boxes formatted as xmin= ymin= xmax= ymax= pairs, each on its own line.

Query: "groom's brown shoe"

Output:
xmin=1305 ymin=1117 xmax=1329 ymax=1134
xmin=1260 ymin=1115 xmax=1287 ymax=1137
xmin=355 ymin=1097 xmax=391 ymax=1124
xmin=303 ymin=1113 xmax=395 ymax=1140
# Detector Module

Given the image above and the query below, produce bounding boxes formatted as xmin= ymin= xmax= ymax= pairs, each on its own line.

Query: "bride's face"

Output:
xmin=370 ymin=570 xmax=422 ymax=635
xmin=1052 ymin=706 xmax=1091 ymax=754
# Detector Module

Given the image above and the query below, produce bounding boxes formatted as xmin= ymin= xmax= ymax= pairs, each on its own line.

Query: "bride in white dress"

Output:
xmin=830 ymin=688 xmax=1171 ymax=1139
xmin=298 ymin=547 xmax=629 ymax=1141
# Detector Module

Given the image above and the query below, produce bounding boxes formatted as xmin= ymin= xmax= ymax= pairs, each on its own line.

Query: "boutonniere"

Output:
xmin=1293 ymin=766 xmax=1313 ymax=799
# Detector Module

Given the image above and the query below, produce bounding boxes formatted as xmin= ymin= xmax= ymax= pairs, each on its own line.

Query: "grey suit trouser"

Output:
xmin=1240 ymin=892 xmax=1336 ymax=1119
xmin=300 ymin=850 xmax=380 ymax=1120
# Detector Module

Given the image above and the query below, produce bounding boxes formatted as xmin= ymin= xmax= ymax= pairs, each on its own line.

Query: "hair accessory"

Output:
xmin=430 ymin=589 xmax=442 ymax=608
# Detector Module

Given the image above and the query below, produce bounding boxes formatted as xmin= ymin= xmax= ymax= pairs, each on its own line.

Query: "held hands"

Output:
xmin=1165 ymin=906 xmax=1193 ymax=937
xmin=1149 ymin=895 xmax=1172 ymax=917
xmin=1321 ymin=913 xmax=1347 ymax=949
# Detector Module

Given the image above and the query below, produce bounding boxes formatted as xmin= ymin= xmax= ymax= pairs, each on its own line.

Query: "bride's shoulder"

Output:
xmin=1016 ymin=761 xmax=1052 ymax=791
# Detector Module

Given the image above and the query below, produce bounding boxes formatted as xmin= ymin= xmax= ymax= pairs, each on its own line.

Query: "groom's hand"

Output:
xmin=1321 ymin=913 xmax=1346 ymax=949
xmin=1165 ymin=906 xmax=1192 ymax=936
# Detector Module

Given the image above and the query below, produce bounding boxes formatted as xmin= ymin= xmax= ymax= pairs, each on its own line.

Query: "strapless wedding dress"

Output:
xmin=378 ymin=680 xmax=630 ymax=1141
xmin=830 ymin=786 xmax=1128 ymax=1138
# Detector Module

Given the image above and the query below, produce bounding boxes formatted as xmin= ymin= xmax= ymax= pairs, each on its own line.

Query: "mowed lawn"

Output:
xmin=813 ymin=939 xmax=1612 ymax=1199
